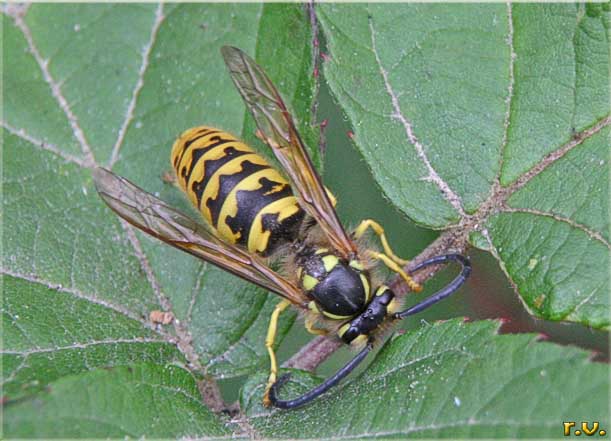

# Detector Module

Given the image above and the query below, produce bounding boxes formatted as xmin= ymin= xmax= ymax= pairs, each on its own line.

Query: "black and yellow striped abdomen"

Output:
xmin=171 ymin=126 xmax=305 ymax=256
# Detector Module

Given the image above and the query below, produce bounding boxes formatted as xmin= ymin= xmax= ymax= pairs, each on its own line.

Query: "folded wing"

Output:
xmin=221 ymin=46 xmax=357 ymax=258
xmin=93 ymin=167 xmax=306 ymax=306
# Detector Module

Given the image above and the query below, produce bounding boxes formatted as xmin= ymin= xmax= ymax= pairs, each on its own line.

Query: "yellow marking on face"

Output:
xmin=375 ymin=285 xmax=389 ymax=296
xmin=351 ymin=334 xmax=368 ymax=347
xmin=349 ymin=260 xmax=364 ymax=271
xmin=247 ymin=196 xmax=300 ymax=253
xmin=360 ymin=274 xmax=371 ymax=302
xmin=321 ymin=255 xmax=339 ymax=273
xmin=199 ymin=154 xmax=269 ymax=224
xmin=315 ymin=248 xmax=329 ymax=255
xmin=337 ymin=323 xmax=350 ymax=339
xmin=387 ymin=298 xmax=400 ymax=315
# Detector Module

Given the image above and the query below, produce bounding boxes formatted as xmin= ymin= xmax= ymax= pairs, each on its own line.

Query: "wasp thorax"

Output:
xmin=338 ymin=286 xmax=395 ymax=344
xmin=297 ymin=248 xmax=371 ymax=320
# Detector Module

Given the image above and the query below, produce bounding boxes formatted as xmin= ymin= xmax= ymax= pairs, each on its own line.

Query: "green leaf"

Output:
xmin=248 ymin=320 xmax=609 ymax=438
xmin=21 ymin=4 xmax=163 ymax=164
xmin=485 ymin=213 xmax=608 ymax=328
xmin=3 ymin=3 xmax=608 ymax=438
xmin=507 ymin=128 xmax=610 ymax=242
xmin=2 ymin=275 xmax=181 ymax=400
xmin=3 ymin=3 xmax=314 ymax=436
xmin=319 ymin=3 xmax=610 ymax=328
xmin=320 ymin=3 xmax=511 ymax=223
xmin=502 ymin=4 xmax=610 ymax=185
xmin=4 ymin=363 xmax=230 ymax=438
xmin=488 ymin=128 xmax=609 ymax=328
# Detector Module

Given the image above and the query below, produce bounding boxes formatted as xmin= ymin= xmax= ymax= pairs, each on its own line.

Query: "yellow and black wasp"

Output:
xmin=94 ymin=46 xmax=470 ymax=409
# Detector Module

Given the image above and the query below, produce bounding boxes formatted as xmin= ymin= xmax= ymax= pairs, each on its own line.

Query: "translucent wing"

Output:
xmin=93 ymin=168 xmax=306 ymax=306
xmin=221 ymin=46 xmax=357 ymax=258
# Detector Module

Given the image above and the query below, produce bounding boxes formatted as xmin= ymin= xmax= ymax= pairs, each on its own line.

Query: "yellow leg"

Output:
xmin=305 ymin=316 xmax=329 ymax=336
xmin=369 ymin=251 xmax=422 ymax=293
xmin=354 ymin=219 xmax=409 ymax=266
xmin=263 ymin=299 xmax=291 ymax=407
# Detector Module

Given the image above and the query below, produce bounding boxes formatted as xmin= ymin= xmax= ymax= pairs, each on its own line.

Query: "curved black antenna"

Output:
xmin=269 ymin=254 xmax=469 ymax=409
xmin=395 ymin=253 xmax=471 ymax=320
xmin=269 ymin=341 xmax=373 ymax=409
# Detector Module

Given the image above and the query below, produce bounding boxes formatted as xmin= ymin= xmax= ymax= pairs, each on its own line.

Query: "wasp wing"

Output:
xmin=93 ymin=168 xmax=306 ymax=306
xmin=221 ymin=46 xmax=357 ymax=258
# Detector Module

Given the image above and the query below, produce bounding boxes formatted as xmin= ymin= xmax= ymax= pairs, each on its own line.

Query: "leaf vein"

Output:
xmin=2 ymin=122 xmax=90 ymax=168
xmin=502 ymin=207 xmax=610 ymax=249
xmin=109 ymin=3 xmax=165 ymax=168
xmin=2 ymin=337 xmax=169 ymax=356
xmin=368 ymin=16 xmax=466 ymax=218
xmin=9 ymin=11 xmax=96 ymax=167
xmin=1 ymin=268 xmax=160 ymax=334
xmin=495 ymin=2 xmax=516 ymax=186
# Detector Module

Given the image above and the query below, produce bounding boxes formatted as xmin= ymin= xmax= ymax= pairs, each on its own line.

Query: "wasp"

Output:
xmin=94 ymin=46 xmax=470 ymax=410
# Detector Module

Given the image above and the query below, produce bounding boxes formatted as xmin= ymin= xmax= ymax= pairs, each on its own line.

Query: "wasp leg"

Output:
xmin=254 ymin=129 xmax=266 ymax=142
xmin=354 ymin=219 xmax=409 ymax=266
xmin=269 ymin=340 xmax=373 ymax=409
xmin=161 ymin=170 xmax=176 ymax=184
xmin=305 ymin=317 xmax=329 ymax=336
xmin=395 ymin=254 xmax=471 ymax=319
xmin=263 ymin=299 xmax=292 ymax=407
xmin=369 ymin=251 xmax=422 ymax=293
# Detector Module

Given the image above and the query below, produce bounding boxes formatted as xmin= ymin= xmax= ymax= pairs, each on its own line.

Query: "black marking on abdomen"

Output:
xmin=206 ymin=160 xmax=270 ymax=227
xmin=179 ymin=135 xmax=238 ymax=184
xmin=173 ymin=127 xmax=219 ymax=169
xmin=225 ymin=177 xmax=294 ymax=248
xmin=258 ymin=209 xmax=305 ymax=255
xmin=190 ymin=146 xmax=251 ymax=207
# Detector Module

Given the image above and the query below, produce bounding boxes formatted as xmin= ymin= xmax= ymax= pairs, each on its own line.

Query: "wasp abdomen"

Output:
xmin=171 ymin=126 xmax=305 ymax=255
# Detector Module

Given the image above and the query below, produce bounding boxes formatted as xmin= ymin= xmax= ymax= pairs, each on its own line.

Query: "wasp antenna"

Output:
xmin=395 ymin=254 xmax=471 ymax=320
xmin=269 ymin=341 xmax=373 ymax=409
